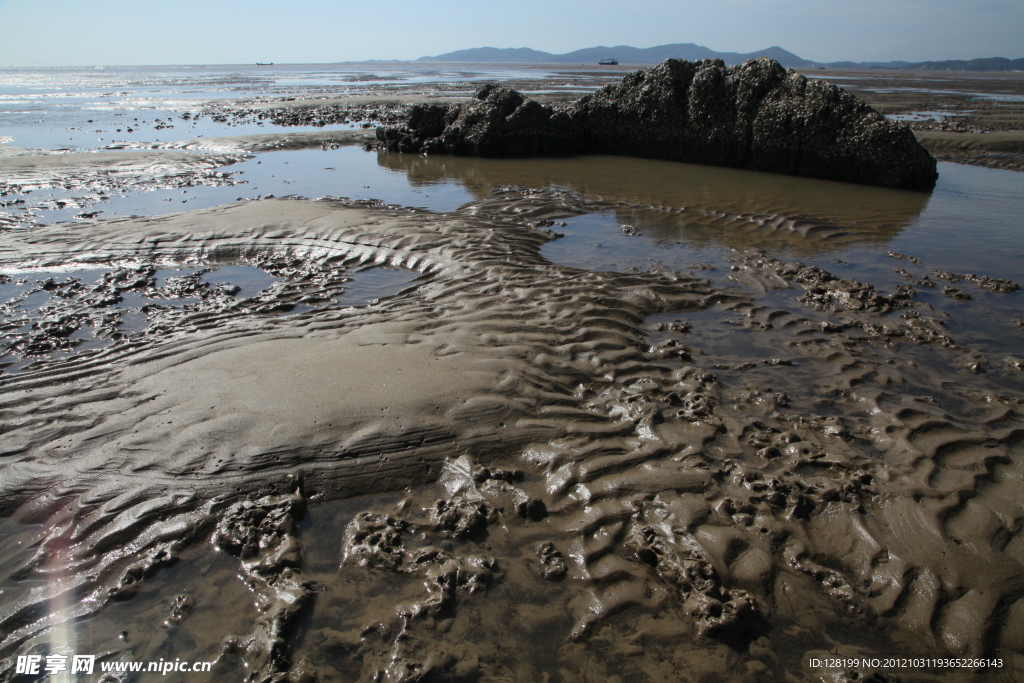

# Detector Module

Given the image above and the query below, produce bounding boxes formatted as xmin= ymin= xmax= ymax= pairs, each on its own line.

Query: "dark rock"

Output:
xmin=378 ymin=58 xmax=938 ymax=191
xmin=378 ymin=83 xmax=580 ymax=157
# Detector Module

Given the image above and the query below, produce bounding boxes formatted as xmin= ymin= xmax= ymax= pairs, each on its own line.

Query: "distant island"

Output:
xmin=417 ymin=44 xmax=1024 ymax=72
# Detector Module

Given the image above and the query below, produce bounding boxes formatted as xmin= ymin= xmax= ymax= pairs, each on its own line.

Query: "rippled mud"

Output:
xmin=0 ymin=155 xmax=1022 ymax=683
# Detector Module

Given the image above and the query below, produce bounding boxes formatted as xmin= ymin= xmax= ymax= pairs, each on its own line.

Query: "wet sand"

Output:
xmin=1 ymin=66 xmax=1023 ymax=683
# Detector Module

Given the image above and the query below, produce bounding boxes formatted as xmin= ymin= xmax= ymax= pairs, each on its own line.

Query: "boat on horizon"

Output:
xmin=599 ymin=58 xmax=619 ymax=65
xmin=256 ymin=62 xmax=274 ymax=66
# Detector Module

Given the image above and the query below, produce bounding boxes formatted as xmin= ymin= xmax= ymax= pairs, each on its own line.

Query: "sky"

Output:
xmin=0 ymin=0 xmax=1021 ymax=67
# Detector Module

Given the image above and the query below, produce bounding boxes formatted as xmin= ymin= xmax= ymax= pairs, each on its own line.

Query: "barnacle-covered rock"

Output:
xmin=378 ymin=58 xmax=938 ymax=191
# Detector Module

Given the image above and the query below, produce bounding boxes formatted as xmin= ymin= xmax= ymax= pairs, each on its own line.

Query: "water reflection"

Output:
xmin=376 ymin=152 xmax=932 ymax=254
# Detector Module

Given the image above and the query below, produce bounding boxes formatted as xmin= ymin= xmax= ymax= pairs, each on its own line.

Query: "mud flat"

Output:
xmin=1 ymin=65 xmax=1023 ymax=683
xmin=1 ymin=173 xmax=1023 ymax=681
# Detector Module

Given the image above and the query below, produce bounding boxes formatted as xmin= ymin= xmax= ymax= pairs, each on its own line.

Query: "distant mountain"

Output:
xmin=417 ymin=44 xmax=1024 ymax=71
xmin=421 ymin=47 xmax=556 ymax=63
xmin=418 ymin=43 xmax=814 ymax=69
xmin=907 ymin=57 xmax=1024 ymax=71
xmin=817 ymin=57 xmax=1024 ymax=71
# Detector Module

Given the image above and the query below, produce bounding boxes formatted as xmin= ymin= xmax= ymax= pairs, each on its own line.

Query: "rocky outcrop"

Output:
xmin=377 ymin=83 xmax=581 ymax=158
xmin=377 ymin=58 xmax=939 ymax=191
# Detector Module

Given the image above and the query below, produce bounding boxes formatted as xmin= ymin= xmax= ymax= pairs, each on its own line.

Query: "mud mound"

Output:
xmin=378 ymin=58 xmax=939 ymax=191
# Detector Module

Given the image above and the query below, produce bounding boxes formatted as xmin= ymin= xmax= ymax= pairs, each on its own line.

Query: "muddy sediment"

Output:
xmin=0 ymin=170 xmax=1021 ymax=682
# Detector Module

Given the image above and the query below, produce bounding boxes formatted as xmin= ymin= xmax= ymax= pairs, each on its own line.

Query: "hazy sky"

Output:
xmin=1 ymin=0 xmax=1021 ymax=66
